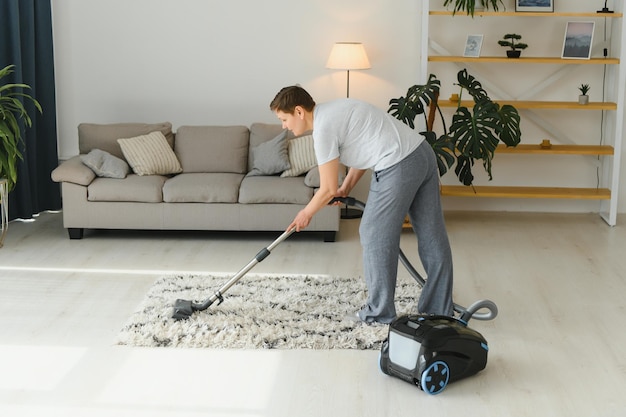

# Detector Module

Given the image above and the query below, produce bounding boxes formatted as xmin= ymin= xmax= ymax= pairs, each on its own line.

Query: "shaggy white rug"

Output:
xmin=117 ymin=273 xmax=422 ymax=350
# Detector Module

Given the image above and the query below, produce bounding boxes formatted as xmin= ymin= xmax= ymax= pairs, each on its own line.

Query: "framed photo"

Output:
xmin=463 ymin=34 xmax=483 ymax=58
xmin=562 ymin=21 xmax=595 ymax=59
xmin=515 ymin=0 xmax=554 ymax=12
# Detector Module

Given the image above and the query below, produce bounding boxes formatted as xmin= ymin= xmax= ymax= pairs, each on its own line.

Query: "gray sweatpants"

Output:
xmin=358 ymin=142 xmax=454 ymax=323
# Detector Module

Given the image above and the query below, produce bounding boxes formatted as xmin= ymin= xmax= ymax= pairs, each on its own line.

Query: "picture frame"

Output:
xmin=515 ymin=0 xmax=554 ymax=12
xmin=463 ymin=34 xmax=483 ymax=58
xmin=562 ymin=21 xmax=595 ymax=60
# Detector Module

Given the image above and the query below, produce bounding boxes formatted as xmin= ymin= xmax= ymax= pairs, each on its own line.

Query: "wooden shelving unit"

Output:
xmin=430 ymin=56 xmax=620 ymax=64
xmin=429 ymin=11 xmax=623 ymax=18
xmin=495 ymin=143 xmax=614 ymax=155
xmin=439 ymin=100 xmax=617 ymax=110
xmin=440 ymin=186 xmax=610 ymax=200
xmin=418 ymin=2 xmax=626 ymax=226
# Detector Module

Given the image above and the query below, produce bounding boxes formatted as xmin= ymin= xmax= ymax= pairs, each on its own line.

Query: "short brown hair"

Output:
xmin=269 ymin=85 xmax=316 ymax=114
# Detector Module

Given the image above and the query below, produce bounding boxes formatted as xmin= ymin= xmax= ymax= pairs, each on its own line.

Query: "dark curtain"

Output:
xmin=0 ymin=0 xmax=61 ymax=220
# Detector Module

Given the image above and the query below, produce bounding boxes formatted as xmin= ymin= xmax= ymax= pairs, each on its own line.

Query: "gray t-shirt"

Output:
xmin=312 ymin=98 xmax=423 ymax=171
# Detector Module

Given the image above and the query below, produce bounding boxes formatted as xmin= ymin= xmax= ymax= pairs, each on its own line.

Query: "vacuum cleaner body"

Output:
xmin=379 ymin=314 xmax=488 ymax=395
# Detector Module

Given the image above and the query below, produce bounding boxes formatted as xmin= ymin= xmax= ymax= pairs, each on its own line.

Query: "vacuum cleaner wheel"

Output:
xmin=421 ymin=361 xmax=450 ymax=395
xmin=378 ymin=342 xmax=389 ymax=375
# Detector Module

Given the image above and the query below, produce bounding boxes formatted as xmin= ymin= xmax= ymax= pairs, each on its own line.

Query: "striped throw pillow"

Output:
xmin=280 ymin=134 xmax=317 ymax=177
xmin=118 ymin=131 xmax=182 ymax=176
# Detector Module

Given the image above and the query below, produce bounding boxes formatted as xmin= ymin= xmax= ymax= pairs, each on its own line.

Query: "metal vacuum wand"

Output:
xmin=172 ymin=228 xmax=296 ymax=320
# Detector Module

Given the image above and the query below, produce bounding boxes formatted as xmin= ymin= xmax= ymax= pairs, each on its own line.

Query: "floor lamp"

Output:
xmin=326 ymin=42 xmax=371 ymax=219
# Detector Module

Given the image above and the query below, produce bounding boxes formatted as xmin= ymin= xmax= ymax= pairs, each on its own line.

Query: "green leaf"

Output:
xmin=450 ymin=102 xmax=500 ymax=181
xmin=421 ymin=131 xmax=455 ymax=176
xmin=388 ymin=74 xmax=440 ymax=129
xmin=455 ymin=155 xmax=475 ymax=186
xmin=456 ymin=69 xmax=489 ymax=103
xmin=496 ymin=104 xmax=522 ymax=147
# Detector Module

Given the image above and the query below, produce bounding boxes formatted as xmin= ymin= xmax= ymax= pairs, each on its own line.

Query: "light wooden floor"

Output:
xmin=1 ymin=210 xmax=625 ymax=416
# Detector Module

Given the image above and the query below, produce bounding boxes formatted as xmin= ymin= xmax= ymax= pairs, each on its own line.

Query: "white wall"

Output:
xmin=51 ymin=0 xmax=419 ymax=155
xmin=50 ymin=0 xmax=626 ymax=214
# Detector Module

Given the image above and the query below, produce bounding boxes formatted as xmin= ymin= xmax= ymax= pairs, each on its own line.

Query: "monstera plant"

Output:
xmin=443 ymin=0 xmax=504 ymax=16
xmin=388 ymin=69 xmax=521 ymax=186
xmin=0 ymin=64 xmax=42 ymax=192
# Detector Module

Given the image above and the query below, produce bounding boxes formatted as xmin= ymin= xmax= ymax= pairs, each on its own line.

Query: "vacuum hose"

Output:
xmin=331 ymin=196 xmax=498 ymax=323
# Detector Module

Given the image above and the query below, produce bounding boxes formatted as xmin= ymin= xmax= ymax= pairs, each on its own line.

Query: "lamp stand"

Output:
xmin=340 ymin=68 xmax=363 ymax=220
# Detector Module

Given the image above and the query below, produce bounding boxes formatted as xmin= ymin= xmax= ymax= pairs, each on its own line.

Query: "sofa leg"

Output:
xmin=68 ymin=228 xmax=84 ymax=239
xmin=323 ymin=231 xmax=336 ymax=242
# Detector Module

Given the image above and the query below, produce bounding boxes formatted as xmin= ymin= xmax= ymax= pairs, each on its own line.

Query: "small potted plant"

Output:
xmin=578 ymin=83 xmax=590 ymax=105
xmin=498 ymin=34 xmax=528 ymax=58
xmin=443 ymin=0 xmax=504 ymax=17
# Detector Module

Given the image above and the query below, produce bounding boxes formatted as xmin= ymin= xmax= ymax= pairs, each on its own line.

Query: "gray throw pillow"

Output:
xmin=80 ymin=149 xmax=130 ymax=179
xmin=304 ymin=166 xmax=346 ymax=188
xmin=247 ymin=130 xmax=291 ymax=176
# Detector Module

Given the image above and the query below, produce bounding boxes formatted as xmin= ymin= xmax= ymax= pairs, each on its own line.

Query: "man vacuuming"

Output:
xmin=270 ymin=85 xmax=454 ymax=324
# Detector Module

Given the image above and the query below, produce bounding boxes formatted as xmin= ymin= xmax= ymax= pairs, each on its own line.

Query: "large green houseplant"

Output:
xmin=388 ymin=69 xmax=521 ymax=186
xmin=0 ymin=64 xmax=42 ymax=192
xmin=443 ymin=0 xmax=504 ymax=16
xmin=1 ymin=64 xmax=41 ymax=248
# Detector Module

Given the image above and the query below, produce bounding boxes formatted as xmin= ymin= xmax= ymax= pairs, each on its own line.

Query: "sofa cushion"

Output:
xmin=162 ymin=173 xmax=243 ymax=203
xmin=118 ymin=131 xmax=183 ymax=176
xmin=78 ymin=122 xmax=174 ymax=160
xmin=175 ymin=125 xmax=249 ymax=174
xmin=51 ymin=155 xmax=96 ymax=186
xmin=87 ymin=175 xmax=167 ymax=202
xmin=281 ymin=134 xmax=317 ymax=177
xmin=247 ymin=130 xmax=290 ymax=176
xmin=80 ymin=149 xmax=130 ymax=179
xmin=239 ymin=176 xmax=313 ymax=204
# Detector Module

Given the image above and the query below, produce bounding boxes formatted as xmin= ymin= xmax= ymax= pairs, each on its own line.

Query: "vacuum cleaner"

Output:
xmin=378 ymin=314 xmax=489 ymax=395
xmin=171 ymin=197 xmax=497 ymax=395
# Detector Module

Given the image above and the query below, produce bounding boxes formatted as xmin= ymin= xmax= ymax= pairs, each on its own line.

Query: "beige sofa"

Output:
xmin=51 ymin=122 xmax=340 ymax=241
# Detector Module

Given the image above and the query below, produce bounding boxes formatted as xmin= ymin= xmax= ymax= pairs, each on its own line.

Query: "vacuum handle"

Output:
xmin=330 ymin=196 xmax=365 ymax=210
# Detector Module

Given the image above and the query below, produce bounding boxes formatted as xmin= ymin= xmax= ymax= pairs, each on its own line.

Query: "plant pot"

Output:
xmin=0 ymin=178 xmax=8 ymax=248
xmin=579 ymin=95 xmax=589 ymax=105
xmin=506 ymin=50 xmax=521 ymax=58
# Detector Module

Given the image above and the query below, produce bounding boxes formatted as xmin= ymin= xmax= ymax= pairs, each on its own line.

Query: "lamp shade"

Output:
xmin=326 ymin=42 xmax=371 ymax=70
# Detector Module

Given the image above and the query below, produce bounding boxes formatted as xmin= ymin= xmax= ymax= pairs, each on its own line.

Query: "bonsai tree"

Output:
xmin=0 ymin=64 xmax=42 ymax=192
xmin=443 ymin=0 xmax=504 ymax=16
xmin=498 ymin=34 xmax=528 ymax=58
xmin=388 ymin=69 xmax=521 ymax=186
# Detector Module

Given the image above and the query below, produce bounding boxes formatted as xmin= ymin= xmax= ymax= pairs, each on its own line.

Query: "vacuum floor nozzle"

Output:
xmin=172 ymin=299 xmax=195 ymax=320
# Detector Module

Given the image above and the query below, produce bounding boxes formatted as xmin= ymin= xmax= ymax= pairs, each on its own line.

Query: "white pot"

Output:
xmin=579 ymin=95 xmax=589 ymax=105
xmin=0 ymin=178 xmax=8 ymax=248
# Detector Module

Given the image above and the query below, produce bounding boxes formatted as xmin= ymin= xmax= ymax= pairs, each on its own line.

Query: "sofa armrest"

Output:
xmin=51 ymin=155 xmax=96 ymax=186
